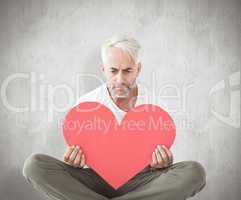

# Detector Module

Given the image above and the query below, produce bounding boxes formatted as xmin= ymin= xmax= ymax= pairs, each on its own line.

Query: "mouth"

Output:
xmin=108 ymin=86 xmax=130 ymax=98
xmin=114 ymin=87 xmax=129 ymax=93
xmin=114 ymin=85 xmax=129 ymax=90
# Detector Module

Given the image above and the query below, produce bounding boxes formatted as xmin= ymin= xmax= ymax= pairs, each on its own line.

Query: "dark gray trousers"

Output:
xmin=22 ymin=153 xmax=206 ymax=200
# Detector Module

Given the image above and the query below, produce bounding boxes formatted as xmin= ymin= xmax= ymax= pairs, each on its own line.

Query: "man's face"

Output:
xmin=101 ymin=47 xmax=141 ymax=99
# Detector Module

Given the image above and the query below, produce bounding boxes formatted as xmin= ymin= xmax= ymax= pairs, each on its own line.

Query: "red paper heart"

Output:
xmin=63 ymin=102 xmax=176 ymax=189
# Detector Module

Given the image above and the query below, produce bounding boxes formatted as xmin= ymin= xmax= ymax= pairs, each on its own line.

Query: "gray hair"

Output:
xmin=101 ymin=34 xmax=141 ymax=64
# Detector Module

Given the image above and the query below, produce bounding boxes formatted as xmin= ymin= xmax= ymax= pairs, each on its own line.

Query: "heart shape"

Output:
xmin=63 ymin=102 xmax=176 ymax=189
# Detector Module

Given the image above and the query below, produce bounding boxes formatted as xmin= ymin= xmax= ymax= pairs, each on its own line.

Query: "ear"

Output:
xmin=137 ymin=62 xmax=142 ymax=75
xmin=100 ymin=64 xmax=105 ymax=72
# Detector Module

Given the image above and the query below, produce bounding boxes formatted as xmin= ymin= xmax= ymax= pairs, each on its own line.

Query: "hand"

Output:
xmin=63 ymin=145 xmax=86 ymax=168
xmin=150 ymin=145 xmax=173 ymax=169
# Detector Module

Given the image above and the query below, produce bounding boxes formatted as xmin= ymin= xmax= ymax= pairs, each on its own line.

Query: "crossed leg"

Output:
xmin=112 ymin=161 xmax=206 ymax=200
xmin=22 ymin=153 xmax=112 ymax=200
xmin=23 ymin=153 xmax=206 ymax=200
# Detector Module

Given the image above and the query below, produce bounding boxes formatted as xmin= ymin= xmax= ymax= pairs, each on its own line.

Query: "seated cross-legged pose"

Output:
xmin=23 ymin=34 xmax=206 ymax=200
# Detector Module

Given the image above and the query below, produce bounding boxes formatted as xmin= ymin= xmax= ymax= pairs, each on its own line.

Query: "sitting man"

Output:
xmin=22 ymin=34 xmax=206 ymax=200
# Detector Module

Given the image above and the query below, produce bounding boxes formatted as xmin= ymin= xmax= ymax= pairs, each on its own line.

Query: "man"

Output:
xmin=22 ymin=34 xmax=206 ymax=200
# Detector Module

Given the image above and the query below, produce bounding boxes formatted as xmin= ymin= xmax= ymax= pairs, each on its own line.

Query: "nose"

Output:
xmin=115 ymin=72 xmax=124 ymax=84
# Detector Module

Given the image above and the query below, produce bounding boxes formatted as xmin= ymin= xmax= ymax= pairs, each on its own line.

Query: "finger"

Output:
xmin=150 ymin=152 xmax=157 ymax=167
xmin=157 ymin=145 xmax=169 ymax=167
xmin=73 ymin=151 xmax=82 ymax=167
xmin=69 ymin=146 xmax=81 ymax=164
xmin=155 ymin=148 xmax=164 ymax=168
xmin=79 ymin=154 xmax=85 ymax=168
xmin=64 ymin=145 xmax=75 ymax=162
xmin=162 ymin=145 xmax=173 ymax=164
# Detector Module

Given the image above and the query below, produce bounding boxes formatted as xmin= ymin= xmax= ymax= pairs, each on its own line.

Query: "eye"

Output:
xmin=124 ymin=69 xmax=132 ymax=73
xmin=110 ymin=68 xmax=117 ymax=73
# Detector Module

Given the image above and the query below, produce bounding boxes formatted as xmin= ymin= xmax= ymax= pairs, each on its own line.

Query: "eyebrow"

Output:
xmin=110 ymin=67 xmax=133 ymax=70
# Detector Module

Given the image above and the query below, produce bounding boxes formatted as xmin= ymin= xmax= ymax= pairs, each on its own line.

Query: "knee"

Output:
xmin=183 ymin=161 xmax=206 ymax=188
xmin=22 ymin=153 xmax=49 ymax=181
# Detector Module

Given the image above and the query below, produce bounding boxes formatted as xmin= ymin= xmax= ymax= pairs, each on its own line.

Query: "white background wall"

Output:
xmin=0 ymin=0 xmax=240 ymax=199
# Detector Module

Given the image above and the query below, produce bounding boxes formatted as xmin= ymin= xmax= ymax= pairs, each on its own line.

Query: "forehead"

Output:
xmin=104 ymin=47 xmax=136 ymax=68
